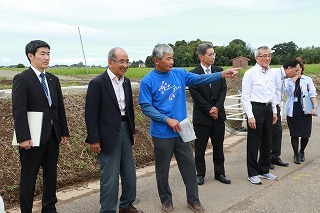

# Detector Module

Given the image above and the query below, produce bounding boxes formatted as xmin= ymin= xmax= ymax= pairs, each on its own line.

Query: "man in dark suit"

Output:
xmin=12 ymin=40 xmax=69 ymax=213
xmin=189 ymin=43 xmax=231 ymax=185
xmin=85 ymin=47 xmax=143 ymax=213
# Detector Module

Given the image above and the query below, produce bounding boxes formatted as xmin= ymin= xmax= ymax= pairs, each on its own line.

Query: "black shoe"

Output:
xmin=215 ymin=174 xmax=231 ymax=184
xmin=271 ymin=159 xmax=289 ymax=167
xmin=119 ymin=204 xmax=144 ymax=213
xmin=197 ymin=176 xmax=204 ymax=185
xmin=269 ymin=163 xmax=275 ymax=170
xmin=294 ymin=154 xmax=300 ymax=164
xmin=299 ymin=152 xmax=305 ymax=162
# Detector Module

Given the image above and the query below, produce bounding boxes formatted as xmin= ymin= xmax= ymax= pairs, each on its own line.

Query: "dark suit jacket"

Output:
xmin=12 ymin=68 xmax=69 ymax=145
xmin=189 ymin=64 xmax=227 ymax=125
xmin=85 ymin=70 xmax=135 ymax=154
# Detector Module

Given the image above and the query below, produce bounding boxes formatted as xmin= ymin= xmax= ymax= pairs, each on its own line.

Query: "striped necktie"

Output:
xmin=40 ymin=73 xmax=52 ymax=106
xmin=205 ymin=68 xmax=211 ymax=87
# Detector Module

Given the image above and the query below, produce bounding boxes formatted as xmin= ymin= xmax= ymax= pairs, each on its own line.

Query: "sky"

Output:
xmin=0 ymin=0 xmax=319 ymax=67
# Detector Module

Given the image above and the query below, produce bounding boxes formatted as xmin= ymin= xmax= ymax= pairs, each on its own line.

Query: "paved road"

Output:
xmin=7 ymin=115 xmax=320 ymax=213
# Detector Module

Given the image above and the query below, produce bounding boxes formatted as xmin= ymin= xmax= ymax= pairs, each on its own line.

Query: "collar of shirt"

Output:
xmin=107 ymin=68 xmax=124 ymax=84
xmin=254 ymin=63 xmax=270 ymax=74
xmin=200 ymin=64 xmax=211 ymax=73
xmin=31 ymin=65 xmax=46 ymax=82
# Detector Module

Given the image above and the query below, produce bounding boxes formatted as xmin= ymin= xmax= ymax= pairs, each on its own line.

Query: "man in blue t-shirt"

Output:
xmin=139 ymin=43 xmax=239 ymax=213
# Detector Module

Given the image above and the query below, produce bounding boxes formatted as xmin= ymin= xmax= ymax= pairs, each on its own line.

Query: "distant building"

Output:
xmin=231 ymin=56 xmax=250 ymax=69
xmin=138 ymin=63 xmax=146 ymax=68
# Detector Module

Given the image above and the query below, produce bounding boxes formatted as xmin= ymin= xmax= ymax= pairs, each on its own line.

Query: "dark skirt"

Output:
xmin=287 ymin=101 xmax=312 ymax=137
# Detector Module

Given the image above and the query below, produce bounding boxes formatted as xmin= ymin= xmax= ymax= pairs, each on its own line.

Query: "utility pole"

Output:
xmin=78 ymin=27 xmax=89 ymax=74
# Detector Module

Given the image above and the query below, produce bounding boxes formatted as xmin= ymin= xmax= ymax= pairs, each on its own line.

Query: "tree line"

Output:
xmin=139 ymin=39 xmax=320 ymax=68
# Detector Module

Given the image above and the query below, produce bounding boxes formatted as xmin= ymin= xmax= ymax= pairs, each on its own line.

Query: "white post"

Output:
xmin=0 ymin=195 xmax=5 ymax=213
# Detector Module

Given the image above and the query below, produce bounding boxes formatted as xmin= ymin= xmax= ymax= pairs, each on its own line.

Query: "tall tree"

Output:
xmin=271 ymin=41 xmax=298 ymax=64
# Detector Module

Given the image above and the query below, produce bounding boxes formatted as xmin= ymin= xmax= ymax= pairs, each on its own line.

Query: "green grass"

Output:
xmin=1 ymin=64 xmax=320 ymax=80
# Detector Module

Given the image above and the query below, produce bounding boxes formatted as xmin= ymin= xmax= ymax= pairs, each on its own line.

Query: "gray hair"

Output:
xmin=254 ymin=46 xmax=270 ymax=57
xmin=152 ymin=43 xmax=174 ymax=59
xmin=197 ymin=43 xmax=214 ymax=55
xmin=108 ymin=47 xmax=125 ymax=60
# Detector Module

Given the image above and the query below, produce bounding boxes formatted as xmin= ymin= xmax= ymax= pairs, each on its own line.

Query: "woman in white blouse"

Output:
xmin=284 ymin=58 xmax=318 ymax=164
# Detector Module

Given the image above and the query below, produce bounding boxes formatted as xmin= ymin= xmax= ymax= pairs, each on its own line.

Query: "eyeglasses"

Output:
xmin=111 ymin=59 xmax=131 ymax=65
xmin=257 ymin=54 xmax=272 ymax=59
xmin=206 ymin=53 xmax=216 ymax=57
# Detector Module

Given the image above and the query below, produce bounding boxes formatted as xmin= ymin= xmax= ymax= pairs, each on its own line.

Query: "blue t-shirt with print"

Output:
xmin=139 ymin=68 xmax=222 ymax=138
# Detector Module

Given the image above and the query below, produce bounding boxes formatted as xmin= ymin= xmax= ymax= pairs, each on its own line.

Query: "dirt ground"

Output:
xmin=0 ymin=87 xmax=153 ymax=209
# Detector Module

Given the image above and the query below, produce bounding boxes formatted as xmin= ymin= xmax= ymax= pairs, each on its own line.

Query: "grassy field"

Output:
xmin=1 ymin=64 xmax=320 ymax=81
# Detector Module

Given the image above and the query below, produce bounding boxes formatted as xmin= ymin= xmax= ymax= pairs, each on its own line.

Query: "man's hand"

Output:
xmin=272 ymin=113 xmax=278 ymax=124
xmin=60 ymin=136 xmax=68 ymax=145
xmin=90 ymin=142 xmax=101 ymax=154
xmin=133 ymin=134 xmax=137 ymax=145
xmin=209 ymin=106 xmax=219 ymax=120
xmin=19 ymin=140 xmax=33 ymax=150
xmin=292 ymin=70 xmax=301 ymax=82
xmin=248 ymin=117 xmax=256 ymax=129
xmin=312 ymin=108 xmax=317 ymax=116
xmin=222 ymin=67 xmax=241 ymax=78
xmin=166 ymin=118 xmax=181 ymax=133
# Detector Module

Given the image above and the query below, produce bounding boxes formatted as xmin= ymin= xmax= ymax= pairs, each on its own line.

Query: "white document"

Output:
xmin=12 ymin=111 xmax=43 ymax=146
xmin=178 ymin=118 xmax=197 ymax=143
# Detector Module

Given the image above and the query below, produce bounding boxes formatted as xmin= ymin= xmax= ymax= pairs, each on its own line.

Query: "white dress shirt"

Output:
xmin=107 ymin=69 xmax=126 ymax=116
xmin=241 ymin=63 xmax=277 ymax=119
xmin=270 ymin=67 xmax=286 ymax=106
xmin=200 ymin=64 xmax=211 ymax=74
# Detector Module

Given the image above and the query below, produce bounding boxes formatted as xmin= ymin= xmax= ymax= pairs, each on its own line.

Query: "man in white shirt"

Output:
xmin=241 ymin=46 xmax=278 ymax=185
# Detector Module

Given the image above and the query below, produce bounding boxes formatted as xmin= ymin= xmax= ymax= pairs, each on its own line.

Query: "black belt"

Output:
xmin=121 ymin=115 xmax=128 ymax=121
xmin=251 ymin=101 xmax=272 ymax=107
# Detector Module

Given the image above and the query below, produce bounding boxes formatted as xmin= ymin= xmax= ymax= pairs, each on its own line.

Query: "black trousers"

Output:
xmin=194 ymin=121 xmax=225 ymax=177
xmin=247 ymin=103 xmax=273 ymax=177
xmin=19 ymin=128 xmax=59 ymax=213
xmin=271 ymin=105 xmax=282 ymax=161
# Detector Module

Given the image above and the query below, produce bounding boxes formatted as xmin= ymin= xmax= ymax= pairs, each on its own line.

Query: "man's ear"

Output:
xmin=27 ymin=53 xmax=34 ymax=61
xmin=153 ymin=57 xmax=158 ymax=65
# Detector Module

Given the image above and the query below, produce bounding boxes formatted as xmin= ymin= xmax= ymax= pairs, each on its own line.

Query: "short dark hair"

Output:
xmin=25 ymin=40 xmax=50 ymax=63
xmin=283 ymin=59 xmax=301 ymax=70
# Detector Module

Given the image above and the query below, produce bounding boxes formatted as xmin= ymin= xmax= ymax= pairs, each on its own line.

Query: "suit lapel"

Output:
xmin=102 ymin=72 xmax=121 ymax=112
xmin=46 ymin=73 xmax=56 ymax=105
xmin=27 ymin=68 xmax=49 ymax=103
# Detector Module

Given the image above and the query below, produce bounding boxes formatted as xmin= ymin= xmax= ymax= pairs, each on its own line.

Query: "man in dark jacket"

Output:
xmin=85 ymin=47 xmax=143 ymax=213
xmin=12 ymin=40 xmax=69 ymax=213
xmin=189 ymin=43 xmax=231 ymax=185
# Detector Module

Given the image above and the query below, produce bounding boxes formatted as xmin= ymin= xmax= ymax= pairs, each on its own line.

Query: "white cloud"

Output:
xmin=1 ymin=57 xmax=10 ymax=62
xmin=0 ymin=0 xmax=319 ymax=66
